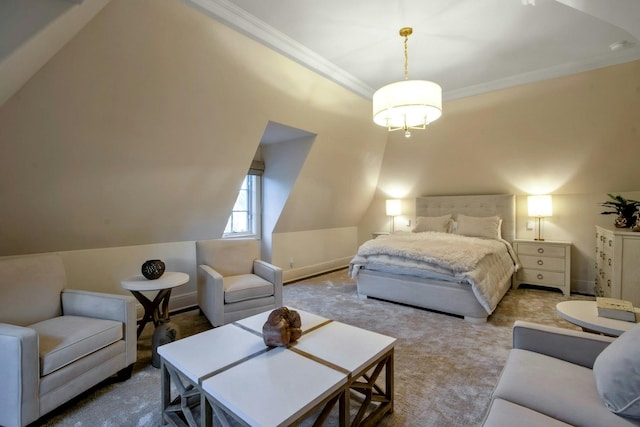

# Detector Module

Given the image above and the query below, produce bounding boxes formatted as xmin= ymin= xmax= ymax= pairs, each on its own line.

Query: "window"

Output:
xmin=224 ymin=174 xmax=261 ymax=238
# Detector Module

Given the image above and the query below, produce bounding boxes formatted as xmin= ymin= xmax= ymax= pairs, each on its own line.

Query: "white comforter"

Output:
xmin=349 ymin=232 xmax=519 ymax=314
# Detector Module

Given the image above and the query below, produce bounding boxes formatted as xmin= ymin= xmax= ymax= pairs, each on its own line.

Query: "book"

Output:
xmin=596 ymin=297 xmax=637 ymax=322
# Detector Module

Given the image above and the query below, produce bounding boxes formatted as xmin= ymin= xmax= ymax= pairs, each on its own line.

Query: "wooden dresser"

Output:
xmin=595 ymin=226 xmax=640 ymax=305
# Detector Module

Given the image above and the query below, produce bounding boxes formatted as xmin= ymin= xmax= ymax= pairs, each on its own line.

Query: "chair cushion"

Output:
xmin=30 ymin=315 xmax=123 ymax=376
xmin=593 ymin=323 xmax=640 ymax=418
xmin=224 ymin=274 xmax=274 ymax=303
xmin=493 ymin=349 xmax=638 ymax=427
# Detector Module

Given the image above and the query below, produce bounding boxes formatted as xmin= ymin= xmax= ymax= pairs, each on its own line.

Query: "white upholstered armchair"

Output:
xmin=0 ymin=254 xmax=137 ymax=427
xmin=196 ymin=239 xmax=283 ymax=327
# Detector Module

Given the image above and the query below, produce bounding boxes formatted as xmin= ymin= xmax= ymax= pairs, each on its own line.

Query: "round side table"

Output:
xmin=121 ymin=271 xmax=189 ymax=338
xmin=556 ymin=300 xmax=639 ymax=337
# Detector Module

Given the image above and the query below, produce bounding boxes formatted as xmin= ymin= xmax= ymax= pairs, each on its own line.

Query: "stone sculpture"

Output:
xmin=262 ymin=307 xmax=302 ymax=347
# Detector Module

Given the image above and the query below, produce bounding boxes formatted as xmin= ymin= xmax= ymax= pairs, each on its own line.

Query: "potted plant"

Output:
xmin=600 ymin=193 xmax=640 ymax=228
xmin=633 ymin=211 xmax=640 ymax=232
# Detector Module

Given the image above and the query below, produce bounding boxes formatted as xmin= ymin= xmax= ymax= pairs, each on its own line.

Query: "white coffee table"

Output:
xmin=203 ymin=347 xmax=348 ymax=426
xmin=293 ymin=321 xmax=395 ymax=425
xmin=158 ymin=326 xmax=268 ymax=426
xmin=212 ymin=309 xmax=396 ymax=426
xmin=556 ymin=300 xmax=639 ymax=336
xmin=158 ymin=307 xmax=396 ymax=427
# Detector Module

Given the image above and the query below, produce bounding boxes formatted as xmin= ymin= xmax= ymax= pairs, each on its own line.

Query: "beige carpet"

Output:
xmin=38 ymin=269 xmax=591 ymax=427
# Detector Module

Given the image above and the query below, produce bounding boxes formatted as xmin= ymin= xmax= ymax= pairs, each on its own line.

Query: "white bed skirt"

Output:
xmin=356 ymin=269 xmax=511 ymax=323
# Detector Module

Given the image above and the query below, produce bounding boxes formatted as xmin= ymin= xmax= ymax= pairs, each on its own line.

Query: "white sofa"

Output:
xmin=0 ymin=254 xmax=137 ymax=427
xmin=483 ymin=320 xmax=640 ymax=426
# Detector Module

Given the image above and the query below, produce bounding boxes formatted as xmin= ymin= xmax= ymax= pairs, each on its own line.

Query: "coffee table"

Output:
xmin=556 ymin=300 xmax=639 ymax=336
xmin=158 ymin=307 xmax=396 ymax=427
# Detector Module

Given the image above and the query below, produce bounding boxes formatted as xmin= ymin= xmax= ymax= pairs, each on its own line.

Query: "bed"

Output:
xmin=351 ymin=194 xmax=518 ymax=323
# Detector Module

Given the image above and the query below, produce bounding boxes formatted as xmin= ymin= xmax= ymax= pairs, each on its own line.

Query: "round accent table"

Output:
xmin=121 ymin=271 xmax=189 ymax=338
xmin=556 ymin=300 xmax=639 ymax=337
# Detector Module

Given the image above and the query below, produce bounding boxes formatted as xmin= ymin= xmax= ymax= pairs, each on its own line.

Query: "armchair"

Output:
xmin=0 ymin=254 xmax=137 ymax=427
xmin=196 ymin=239 xmax=283 ymax=327
xmin=483 ymin=321 xmax=640 ymax=427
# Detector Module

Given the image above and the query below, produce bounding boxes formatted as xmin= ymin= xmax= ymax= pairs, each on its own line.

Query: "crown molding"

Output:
xmin=183 ymin=0 xmax=640 ymax=103
xmin=183 ymin=0 xmax=375 ymax=99
xmin=445 ymin=47 xmax=640 ymax=101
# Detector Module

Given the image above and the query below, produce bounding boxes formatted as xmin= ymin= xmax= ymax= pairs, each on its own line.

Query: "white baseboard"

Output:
xmin=572 ymin=279 xmax=595 ymax=296
xmin=283 ymin=257 xmax=351 ymax=283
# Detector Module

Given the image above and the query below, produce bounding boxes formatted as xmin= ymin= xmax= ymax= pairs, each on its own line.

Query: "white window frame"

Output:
xmin=223 ymin=174 xmax=261 ymax=238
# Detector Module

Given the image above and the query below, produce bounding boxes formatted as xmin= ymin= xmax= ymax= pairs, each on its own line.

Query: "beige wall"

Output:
xmin=363 ymin=60 xmax=640 ymax=294
xmin=0 ymin=0 xmax=385 ymax=259
xmin=1 ymin=0 xmax=639 ymax=310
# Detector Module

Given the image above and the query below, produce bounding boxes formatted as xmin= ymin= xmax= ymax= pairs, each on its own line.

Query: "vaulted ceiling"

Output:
xmin=182 ymin=0 xmax=640 ymax=100
xmin=2 ymin=0 xmax=640 ymax=106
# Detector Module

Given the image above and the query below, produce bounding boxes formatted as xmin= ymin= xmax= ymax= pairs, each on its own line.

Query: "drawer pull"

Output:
xmin=537 ymin=273 xmax=544 ymax=280
xmin=537 ymin=248 xmax=545 ymax=254
xmin=607 ymin=279 xmax=611 ymax=287
xmin=608 ymin=240 xmax=612 ymax=247
xmin=608 ymin=259 xmax=611 ymax=266
xmin=537 ymin=260 xmax=544 ymax=266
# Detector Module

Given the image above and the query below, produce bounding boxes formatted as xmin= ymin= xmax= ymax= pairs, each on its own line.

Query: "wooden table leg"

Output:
xmin=162 ymin=360 xmax=201 ymax=427
xmin=156 ymin=288 xmax=172 ymax=323
xmin=130 ymin=288 xmax=172 ymax=338
xmin=348 ymin=348 xmax=394 ymax=426
xmin=161 ymin=359 xmax=171 ymax=424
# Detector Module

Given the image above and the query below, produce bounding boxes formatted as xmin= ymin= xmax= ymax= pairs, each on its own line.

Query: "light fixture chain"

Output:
xmin=404 ymin=35 xmax=409 ymax=80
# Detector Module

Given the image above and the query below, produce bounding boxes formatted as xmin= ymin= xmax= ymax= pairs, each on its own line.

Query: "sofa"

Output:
xmin=0 ymin=254 xmax=137 ymax=427
xmin=483 ymin=320 xmax=640 ymax=426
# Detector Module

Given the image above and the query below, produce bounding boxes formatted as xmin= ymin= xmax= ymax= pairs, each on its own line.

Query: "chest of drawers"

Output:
xmin=595 ymin=226 xmax=640 ymax=305
xmin=513 ymin=239 xmax=571 ymax=296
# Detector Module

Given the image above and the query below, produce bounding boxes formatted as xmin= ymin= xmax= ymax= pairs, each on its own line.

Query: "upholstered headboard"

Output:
xmin=415 ymin=194 xmax=516 ymax=243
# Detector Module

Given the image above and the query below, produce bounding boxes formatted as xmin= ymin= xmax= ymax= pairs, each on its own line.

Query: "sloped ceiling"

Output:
xmin=0 ymin=0 xmax=110 ymax=106
xmin=2 ymin=0 xmax=640 ymax=106
xmin=184 ymin=0 xmax=640 ymax=100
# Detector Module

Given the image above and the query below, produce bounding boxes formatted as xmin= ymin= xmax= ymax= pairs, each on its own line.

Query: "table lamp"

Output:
xmin=386 ymin=199 xmax=402 ymax=233
xmin=528 ymin=195 xmax=553 ymax=241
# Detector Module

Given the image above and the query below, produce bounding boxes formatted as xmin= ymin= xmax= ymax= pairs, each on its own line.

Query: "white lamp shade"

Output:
xmin=386 ymin=199 xmax=402 ymax=216
xmin=528 ymin=195 xmax=553 ymax=217
xmin=373 ymin=80 xmax=442 ymax=128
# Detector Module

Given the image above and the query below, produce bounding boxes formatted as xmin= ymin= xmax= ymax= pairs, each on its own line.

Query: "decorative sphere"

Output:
xmin=141 ymin=259 xmax=165 ymax=280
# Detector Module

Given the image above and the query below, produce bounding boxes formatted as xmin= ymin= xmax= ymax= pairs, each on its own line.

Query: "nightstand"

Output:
xmin=513 ymin=239 xmax=571 ymax=296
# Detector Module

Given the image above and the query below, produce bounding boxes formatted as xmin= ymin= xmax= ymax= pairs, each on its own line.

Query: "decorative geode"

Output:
xmin=262 ymin=307 xmax=302 ymax=347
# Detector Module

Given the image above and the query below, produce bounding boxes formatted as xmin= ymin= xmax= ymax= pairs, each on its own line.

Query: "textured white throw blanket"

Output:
xmin=349 ymin=232 xmax=519 ymax=314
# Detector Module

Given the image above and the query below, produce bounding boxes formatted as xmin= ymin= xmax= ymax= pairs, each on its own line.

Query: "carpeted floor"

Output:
xmin=37 ymin=269 xmax=591 ymax=427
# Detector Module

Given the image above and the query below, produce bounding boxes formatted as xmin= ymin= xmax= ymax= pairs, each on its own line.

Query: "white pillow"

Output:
xmin=593 ymin=323 xmax=640 ymax=418
xmin=412 ymin=215 xmax=452 ymax=233
xmin=455 ymin=214 xmax=502 ymax=239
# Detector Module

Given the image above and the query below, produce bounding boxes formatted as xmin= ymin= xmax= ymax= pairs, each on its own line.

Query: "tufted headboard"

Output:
xmin=415 ymin=194 xmax=516 ymax=243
